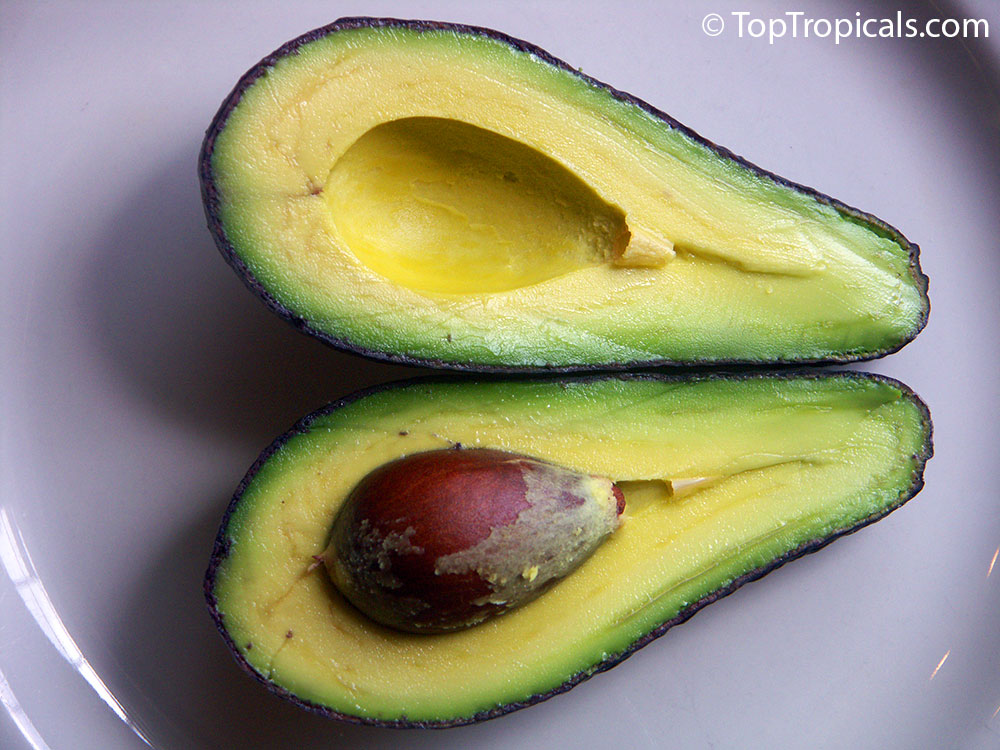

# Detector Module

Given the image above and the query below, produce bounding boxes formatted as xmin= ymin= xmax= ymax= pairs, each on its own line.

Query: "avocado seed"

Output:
xmin=321 ymin=448 xmax=625 ymax=633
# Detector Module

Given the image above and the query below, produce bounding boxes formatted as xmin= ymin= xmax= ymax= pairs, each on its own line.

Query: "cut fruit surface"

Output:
xmin=205 ymin=372 xmax=932 ymax=726
xmin=201 ymin=18 xmax=928 ymax=371
xmin=324 ymin=117 xmax=638 ymax=294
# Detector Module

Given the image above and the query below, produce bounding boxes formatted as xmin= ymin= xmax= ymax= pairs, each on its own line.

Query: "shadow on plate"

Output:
xmin=79 ymin=142 xmax=412 ymax=451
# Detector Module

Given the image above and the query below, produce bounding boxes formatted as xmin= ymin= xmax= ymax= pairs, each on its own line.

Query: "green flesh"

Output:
xmin=206 ymin=373 xmax=931 ymax=725
xmin=203 ymin=19 xmax=928 ymax=370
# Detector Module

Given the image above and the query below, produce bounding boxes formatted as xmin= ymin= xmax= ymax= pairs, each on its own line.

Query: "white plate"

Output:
xmin=2 ymin=1 xmax=998 ymax=748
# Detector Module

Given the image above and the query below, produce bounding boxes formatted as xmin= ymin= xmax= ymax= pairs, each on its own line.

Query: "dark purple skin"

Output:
xmin=199 ymin=17 xmax=930 ymax=374
xmin=203 ymin=370 xmax=933 ymax=729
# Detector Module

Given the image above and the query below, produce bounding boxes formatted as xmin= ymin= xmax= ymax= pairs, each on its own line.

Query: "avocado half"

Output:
xmin=200 ymin=18 xmax=929 ymax=372
xmin=204 ymin=372 xmax=932 ymax=727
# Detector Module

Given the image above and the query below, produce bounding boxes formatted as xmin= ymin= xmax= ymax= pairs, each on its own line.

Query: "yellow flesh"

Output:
xmin=324 ymin=117 xmax=640 ymax=294
xmin=212 ymin=377 xmax=927 ymax=721
xmin=212 ymin=26 xmax=923 ymax=365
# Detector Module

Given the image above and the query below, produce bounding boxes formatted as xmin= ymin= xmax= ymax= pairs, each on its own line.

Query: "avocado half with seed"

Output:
xmin=200 ymin=18 xmax=929 ymax=372
xmin=204 ymin=372 xmax=932 ymax=727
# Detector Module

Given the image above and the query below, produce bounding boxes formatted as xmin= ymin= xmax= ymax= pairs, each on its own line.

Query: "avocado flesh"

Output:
xmin=204 ymin=19 xmax=928 ymax=370
xmin=325 ymin=117 xmax=636 ymax=294
xmin=206 ymin=373 xmax=931 ymax=725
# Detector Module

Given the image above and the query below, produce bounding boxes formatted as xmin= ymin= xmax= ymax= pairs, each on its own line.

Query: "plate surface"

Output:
xmin=2 ymin=1 xmax=998 ymax=748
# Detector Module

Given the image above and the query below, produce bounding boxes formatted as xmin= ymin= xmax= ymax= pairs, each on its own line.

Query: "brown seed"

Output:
xmin=322 ymin=449 xmax=623 ymax=633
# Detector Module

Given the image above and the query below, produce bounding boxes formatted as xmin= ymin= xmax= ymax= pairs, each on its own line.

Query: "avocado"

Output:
xmin=200 ymin=18 xmax=929 ymax=372
xmin=323 ymin=448 xmax=624 ymax=633
xmin=204 ymin=372 xmax=931 ymax=726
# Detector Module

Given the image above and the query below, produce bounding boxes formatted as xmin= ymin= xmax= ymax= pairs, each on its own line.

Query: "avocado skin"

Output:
xmin=203 ymin=370 xmax=932 ymax=728
xmin=199 ymin=17 xmax=930 ymax=374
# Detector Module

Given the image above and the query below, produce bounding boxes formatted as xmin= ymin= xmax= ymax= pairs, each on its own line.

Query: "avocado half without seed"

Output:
xmin=200 ymin=18 xmax=929 ymax=371
xmin=204 ymin=372 xmax=932 ymax=727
